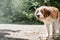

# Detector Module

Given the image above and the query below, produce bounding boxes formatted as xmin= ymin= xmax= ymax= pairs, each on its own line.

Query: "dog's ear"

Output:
xmin=34 ymin=8 xmax=38 ymax=17
xmin=42 ymin=8 xmax=50 ymax=18
xmin=34 ymin=7 xmax=37 ymax=11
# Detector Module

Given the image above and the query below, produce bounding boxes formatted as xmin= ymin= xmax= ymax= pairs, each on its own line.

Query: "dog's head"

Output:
xmin=35 ymin=6 xmax=59 ymax=22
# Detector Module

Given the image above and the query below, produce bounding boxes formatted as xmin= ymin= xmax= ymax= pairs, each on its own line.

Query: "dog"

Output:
xmin=35 ymin=6 xmax=60 ymax=40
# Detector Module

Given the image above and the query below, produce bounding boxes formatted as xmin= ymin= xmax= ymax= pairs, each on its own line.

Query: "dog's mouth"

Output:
xmin=36 ymin=15 xmax=44 ymax=19
xmin=37 ymin=15 xmax=40 ymax=18
xmin=37 ymin=17 xmax=44 ymax=20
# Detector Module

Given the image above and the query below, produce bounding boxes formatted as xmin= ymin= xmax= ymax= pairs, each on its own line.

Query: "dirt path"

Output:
xmin=0 ymin=24 xmax=48 ymax=40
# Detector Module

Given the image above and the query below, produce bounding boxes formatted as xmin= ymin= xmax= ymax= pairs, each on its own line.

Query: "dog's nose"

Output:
xmin=37 ymin=15 xmax=40 ymax=18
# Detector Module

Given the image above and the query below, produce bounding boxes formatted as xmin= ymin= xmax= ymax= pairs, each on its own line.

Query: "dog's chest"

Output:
xmin=43 ymin=17 xmax=55 ymax=24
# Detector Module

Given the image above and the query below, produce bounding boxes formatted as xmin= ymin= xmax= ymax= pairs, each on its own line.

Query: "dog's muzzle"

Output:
xmin=37 ymin=15 xmax=40 ymax=18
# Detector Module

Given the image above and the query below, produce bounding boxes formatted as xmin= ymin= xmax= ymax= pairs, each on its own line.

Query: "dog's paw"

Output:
xmin=46 ymin=36 xmax=54 ymax=40
xmin=46 ymin=37 xmax=54 ymax=40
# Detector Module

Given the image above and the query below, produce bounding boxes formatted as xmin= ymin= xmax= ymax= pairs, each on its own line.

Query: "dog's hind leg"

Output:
xmin=53 ymin=22 xmax=60 ymax=39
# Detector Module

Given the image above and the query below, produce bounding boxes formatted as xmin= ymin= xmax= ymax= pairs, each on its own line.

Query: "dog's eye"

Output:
xmin=37 ymin=10 xmax=39 ymax=13
xmin=40 ymin=10 xmax=44 ymax=13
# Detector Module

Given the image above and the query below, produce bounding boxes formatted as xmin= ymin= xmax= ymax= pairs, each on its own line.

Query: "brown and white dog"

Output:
xmin=35 ymin=6 xmax=60 ymax=40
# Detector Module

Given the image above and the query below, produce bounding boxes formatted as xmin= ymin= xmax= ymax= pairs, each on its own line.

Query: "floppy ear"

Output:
xmin=43 ymin=8 xmax=50 ymax=18
xmin=34 ymin=7 xmax=37 ymax=11
xmin=34 ymin=8 xmax=38 ymax=18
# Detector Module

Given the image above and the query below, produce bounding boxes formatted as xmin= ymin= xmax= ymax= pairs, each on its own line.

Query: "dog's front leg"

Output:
xmin=45 ymin=23 xmax=54 ymax=40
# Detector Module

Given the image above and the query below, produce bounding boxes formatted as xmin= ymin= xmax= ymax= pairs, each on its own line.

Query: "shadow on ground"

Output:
xmin=0 ymin=29 xmax=28 ymax=40
xmin=55 ymin=36 xmax=60 ymax=40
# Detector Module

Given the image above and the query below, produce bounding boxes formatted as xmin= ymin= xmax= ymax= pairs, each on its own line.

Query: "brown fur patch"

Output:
xmin=41 ymin=8 xmax=50 ymax=18
xmin=49 ymin=7 xmax=59 ymax=19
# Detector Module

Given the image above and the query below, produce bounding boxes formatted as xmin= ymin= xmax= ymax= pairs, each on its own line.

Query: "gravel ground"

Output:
xmin=0 ymin=24 xmax=59 ymax=40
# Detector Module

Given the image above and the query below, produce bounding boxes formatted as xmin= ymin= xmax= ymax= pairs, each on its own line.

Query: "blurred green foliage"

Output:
xmin=0 ymin=0 xmax=60 ymax=24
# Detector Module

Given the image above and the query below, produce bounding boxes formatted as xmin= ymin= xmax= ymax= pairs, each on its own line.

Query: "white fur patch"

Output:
xmin=37 ymin=12 xmax=43 ymax=16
